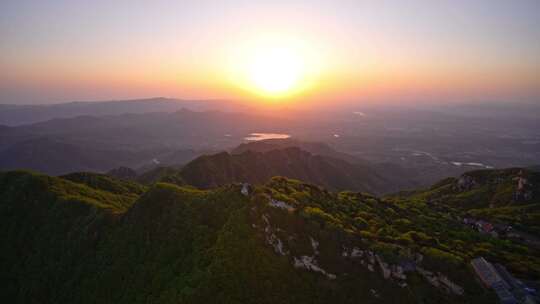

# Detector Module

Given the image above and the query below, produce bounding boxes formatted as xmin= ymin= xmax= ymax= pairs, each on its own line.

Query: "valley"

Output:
xmin=1 ymin=100 xmax=538 ymax=192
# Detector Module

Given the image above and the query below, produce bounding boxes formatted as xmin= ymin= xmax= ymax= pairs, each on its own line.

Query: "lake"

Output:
xmin=244 ymin=133 xmax=291 ymax=141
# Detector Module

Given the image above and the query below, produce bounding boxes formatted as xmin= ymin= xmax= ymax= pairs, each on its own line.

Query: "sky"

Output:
xmin=1 ymin=0 xmax=539 ymax=105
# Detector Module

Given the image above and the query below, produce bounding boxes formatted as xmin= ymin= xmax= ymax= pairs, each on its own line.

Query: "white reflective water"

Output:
xmin=244 ymin=133 xmax=291 ymax=141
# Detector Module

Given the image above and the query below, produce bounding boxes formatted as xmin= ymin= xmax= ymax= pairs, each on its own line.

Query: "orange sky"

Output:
xmin=1 ymin=0 xmax=539 ymax=105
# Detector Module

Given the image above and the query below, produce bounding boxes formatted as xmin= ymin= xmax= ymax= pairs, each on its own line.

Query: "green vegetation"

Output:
xmin=62 ymin=171 xmax=147 ymax=196
xmin=136 ymin=166 xmax=186 ymax=186
xmin=398 ymin=168 xmax=540 ymax=235
xmin=1 ymin=169 xmax=538 ymax=303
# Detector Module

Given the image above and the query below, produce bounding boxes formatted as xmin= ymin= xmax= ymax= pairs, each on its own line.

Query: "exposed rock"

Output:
xmin=417 ymin=267 xmax=439 ymax=287
xmin=342 ymin=246 xmax=364 ymax=259
xmin=391 ymin=265 xmax=407 ymax=280
xmin=415 ymin=253 xmax=424 ymax=264
xmin=241 ymin=183 xmax=251 ymax=196
xmin=260 ymin=213 xmax=288 ymax=255
xmin=517 ymin=174 xmax=527 ymax=191
xmin=417 ymin=267 xmax=464 ymax=295
xmin=439 ymin=274 xmax=464 ymax=295
xmin=368 ymin=251 xmax=376 ymax=265
xmin=376 ymin=255 xmax=391 ymax=279
xmin=398 ymin=281 xmax=408 ymax=288
xmin=262 ymin=214 xmax=270 ymax=232
xmin=268 ymin=233 xmax=287 ymax=255
xmin=351 ymin=247 xmax=363 ymax=257
xmin=255 ymin=197 xmax=463 ymax=296
xmin=513 ymin=171 xmax=533 ymax=201
xmin=310 ymin=237 xmax=320 ymax=255
xmin=268 ymin=198 xmax=295 ymax=211
xmin=293 ymin=255 xmax=336 ymax=280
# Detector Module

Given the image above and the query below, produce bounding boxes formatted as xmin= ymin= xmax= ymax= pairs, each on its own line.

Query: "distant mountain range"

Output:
xmin=0 ymin=97 xmax=249 ymax=126
xmin=0 ymin=108 xmax=294 ymax=175
xmin=1 ymin=108 xmax=423 ymax=194
xmin=2 ymin=99 xmax=539 ymax=193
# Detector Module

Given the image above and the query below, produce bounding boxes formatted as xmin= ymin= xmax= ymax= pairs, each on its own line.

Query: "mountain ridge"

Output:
xmin=0 ymin=97 xmax=248 ymax=126
xmin=118 ymin=147 xmax=396 ymax=194
xmin=3 ymin=168 xmax=538 ymax=303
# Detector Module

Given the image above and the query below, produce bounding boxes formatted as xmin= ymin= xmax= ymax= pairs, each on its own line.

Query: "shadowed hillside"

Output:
xmin=137 ymin=147 xmax=394 ymax=194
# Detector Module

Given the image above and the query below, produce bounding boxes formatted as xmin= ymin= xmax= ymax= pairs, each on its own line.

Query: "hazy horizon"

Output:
xmin=2 ymin=0 xmax=540 ymax=106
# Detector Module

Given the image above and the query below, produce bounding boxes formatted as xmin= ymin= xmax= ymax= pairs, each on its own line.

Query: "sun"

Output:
xmin=247 ymin=47 xmax=304 ymax=96
xmin=226 ymin=35 xmax=320 ymax=99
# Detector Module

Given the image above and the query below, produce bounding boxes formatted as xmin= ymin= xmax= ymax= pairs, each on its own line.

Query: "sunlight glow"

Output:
xmin=248 ymin=47 xmax=303 ymax=95
xmin=226 ymin=35 xmax=322 ymax=99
